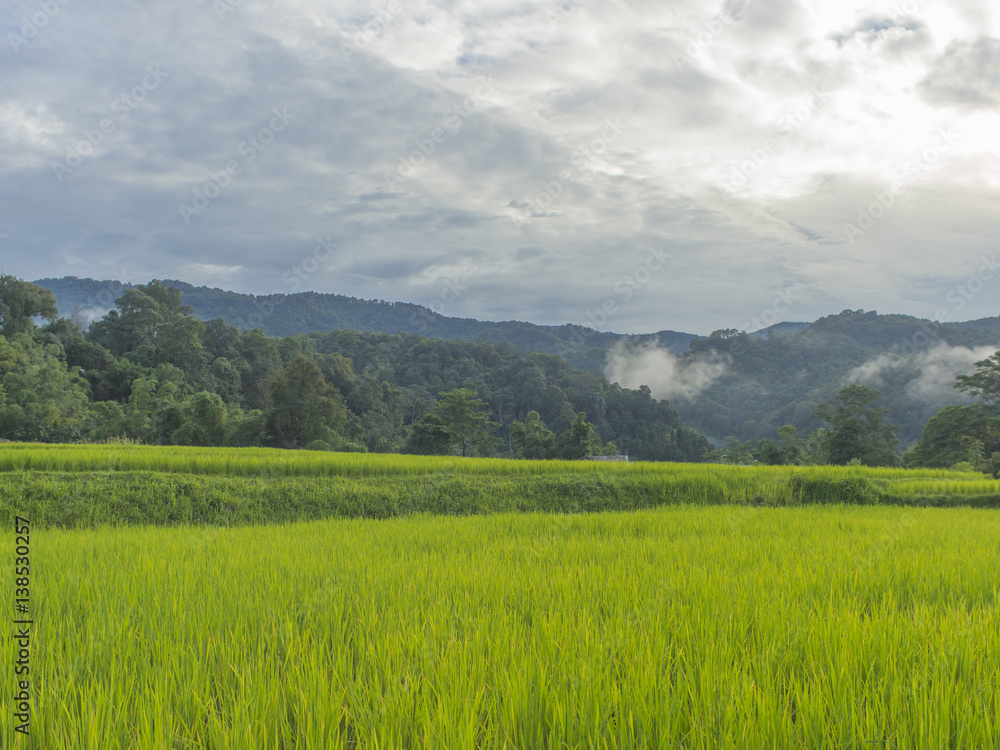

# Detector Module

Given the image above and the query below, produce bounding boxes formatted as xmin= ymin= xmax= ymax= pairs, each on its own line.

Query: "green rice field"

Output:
xmin=1 ymin=444 xmax=998 ymax=748
xmin=0 ymin=444 xmax=998 ymax=531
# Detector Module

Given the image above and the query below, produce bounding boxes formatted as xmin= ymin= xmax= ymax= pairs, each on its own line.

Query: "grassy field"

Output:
xmin=1 ymin=444 xmax=999 ymax=530
xmin=0 ymin=442 xmax=987 ymax=480
xmin=2 ymin=506 xmax=998 ymax=749
xmin=1 ymin=444 xmax=998 ymax=748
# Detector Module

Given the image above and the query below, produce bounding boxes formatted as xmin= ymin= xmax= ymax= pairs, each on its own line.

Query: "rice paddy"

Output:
xmin=0 ymin=442 xmax=987 ymax=480
xmin=0 ymin=444 xmax=998 ymax=531
xmin=1 ymin=444 xmax=998 ymax=748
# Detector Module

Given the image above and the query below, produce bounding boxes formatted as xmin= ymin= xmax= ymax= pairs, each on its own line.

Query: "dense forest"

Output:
xmin=7 ymin=276 xmax=998 ymax=473
xmin=35 ymin=277 xmax=1000 ymax=448
xmin=34 ymin=276 xmax=696 ymax=373
xmin=676 ymin=311 xmax=1000 ymax=446
xmin=0 ymin=277 xmax=708 ymax=461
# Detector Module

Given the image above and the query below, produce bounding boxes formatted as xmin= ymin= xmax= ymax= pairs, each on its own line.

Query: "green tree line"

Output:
xmin=35 ymin=278 xmax=1000 ymax=447
xmin=0 ymin=277 xmax=708 ymax=460
xmin=708 ymin=377 xmax=999 ymax=476
xmin=3 ymin=276 xmax=996 ymax=472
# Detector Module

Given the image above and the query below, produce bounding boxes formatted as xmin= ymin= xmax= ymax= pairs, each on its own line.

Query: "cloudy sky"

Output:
xmin=1 ymin=0 xmax=998 ymax=335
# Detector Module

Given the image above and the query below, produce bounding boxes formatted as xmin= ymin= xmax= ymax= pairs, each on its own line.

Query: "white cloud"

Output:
xmin=0 ymin=0 xmax=998 ymax=333
xmin=848 ymin=342 xmax=1000 ymax=402
xmin=604 ymin=340 xmax=730 ymax=401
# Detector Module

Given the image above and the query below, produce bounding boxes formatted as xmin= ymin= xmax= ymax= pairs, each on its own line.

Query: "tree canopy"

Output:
xmin=0 ymin=275 xmax=57 ymax=337
xmin=955 ymin=351 xmax=1000 ymax=406
xmin=909 ymin=350 xmax=1000 ymax=475
xmin=406 ymin=389 xmax=495 ymax=457
xmin=813 ymin=384 xmax=899 ymax=466
xmin=0 ymin=277 xmax=711 ymax=461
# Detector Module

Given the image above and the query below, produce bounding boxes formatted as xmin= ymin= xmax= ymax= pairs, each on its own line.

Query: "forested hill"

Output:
xmin=3 ymin=277 xmax=709 ymax=461
xmin=34 ymin=277 xmax=696 ymax=372
xmin=675 ymin=310 xmax=1000 ymax=447
xmin=33 ymin=277 xmax=1000 ymax=450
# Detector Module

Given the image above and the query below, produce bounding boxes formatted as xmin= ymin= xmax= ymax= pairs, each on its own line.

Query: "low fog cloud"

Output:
xmin=848 ymin=342 xmax=999 ymax=402
xmin=605 ymin=341 xmax=730 ymax=402
xmin=71 ymin=306 xmax=114 ymax=329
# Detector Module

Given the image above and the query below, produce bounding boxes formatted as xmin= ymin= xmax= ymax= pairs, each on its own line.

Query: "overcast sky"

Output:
xmin=1 ymin=0 xmax=998 ymax=335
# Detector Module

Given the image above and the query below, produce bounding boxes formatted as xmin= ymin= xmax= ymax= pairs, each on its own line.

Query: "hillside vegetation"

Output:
xmin=34 ymin=277 xmax=1000 ymax=450
xmin=3 ymin=278 xmax=709 ymax=462
xmin=34 ymin=276 xmax=695 ymax=372
xmin=679 ymin=310 xmax=1000 ymax=446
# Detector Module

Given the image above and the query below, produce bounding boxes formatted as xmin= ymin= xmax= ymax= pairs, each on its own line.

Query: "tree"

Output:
xmin=405 ymin=389 xmax=496 ymax=457
xmin=0 ymin=334 xmax=94 ymax=442
xmin=753 ymin=425 xmax=803 ymax=465
xmin=88 ymin=287 xmax=163 ymax=354
xmin=813 ymin=384 xmax=899 ymax=466
xmin=124 ymin=376 xmax=157 ymax=441
xmin=236 ymin=328 xmax=282 ymax=409
xmin=706 ymin=435 xmax=755 ymax=464
xmin=264 ymin=355 xmax=348 ymax=449
xmin=798 ymin=428 xmax=830 ymax=465
xmin=777 ymin=424 xmax=801 ymax=464
xmin=907 ymin=404 xmax=999 ymax=472
xmin=405 ymin=411 xmax=452 ymax=455
xmin=0 ymin=277 xmax=718 ymax=456
xmin=599 ymin=441 xmax=619 ymax=456
xmin=87 ymin=281 xmax=211 ymax=385
xmin=227 ymin=409 xmax=266 ymax=448
xmin=708 ymin=328 xmax=743 ymax=340
xmin=172 ymin=392 xmax=228 ymax=446
xmin=955 ymin=351 xmax=1000 ymax=406
xmin=755 ymin=439 xmax=784 ymax=465
xmin=557 ymin=412 xmax=602 ymax=459
xmin=510 ymin=411 xmax=557 ymax=459
xmin=0 ymin=276 xmax=57 ymax=336
xmin=434 ymin=388 xmax=496 ymax=457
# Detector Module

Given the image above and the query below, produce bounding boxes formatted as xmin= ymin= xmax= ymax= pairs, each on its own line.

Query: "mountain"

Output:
xmin=749 ymin=321 xmax=811 ymax=338
xmin=951 ymin=316 xmax=1000 ymax=332
xmin=34 ymin=277 xmax=1000 ymax=449
xmin=3 ymin=277 xmax=709 ymax=461
xmin=34 ymin=277 xmax=697 ymax=373
xmin=675 ymin=310 xmax=1000 ymax=447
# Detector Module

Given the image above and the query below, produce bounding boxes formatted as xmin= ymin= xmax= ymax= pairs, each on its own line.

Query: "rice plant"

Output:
xmin=2 ymin=506 xmax=998 ymax=749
